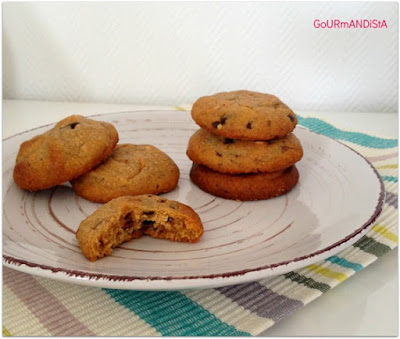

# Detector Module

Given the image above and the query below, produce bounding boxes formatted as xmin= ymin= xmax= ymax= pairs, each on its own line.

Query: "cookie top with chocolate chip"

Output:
xmin=187 ymin=129 xmax=303 ymax=174
xmin=191 ymin=90 xmax=298 ymax=140
xmin=13 ymin=115 xmax=119 ymax=191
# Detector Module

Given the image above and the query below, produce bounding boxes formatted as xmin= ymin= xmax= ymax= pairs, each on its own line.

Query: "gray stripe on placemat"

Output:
xmin=217 ymin=281 xmax=304 ymax=322
xmin=3 ymin=267 xmax=95 ymax=336
xmin=385 ymin=192 xmax=398 ymax=208
xmin=366 ymin=152 xmax=398 ymax=162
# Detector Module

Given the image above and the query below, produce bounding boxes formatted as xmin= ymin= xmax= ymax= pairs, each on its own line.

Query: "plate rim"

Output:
xmin=2 ymin=110 xmax=386 ymax=289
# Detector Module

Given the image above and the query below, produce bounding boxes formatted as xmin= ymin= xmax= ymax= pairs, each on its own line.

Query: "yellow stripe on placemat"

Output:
xmin=174 ymin=105 xmax=187 ymax=111
xmin=3 ymin=326 xmax=12 ymax=337
xmin=376 ymin=164 xmax=398 ymax=169
xmin=371 ymin=225 xmax=398 ymax=244
xmin=306 ymin=264 xmax=348 ymax=282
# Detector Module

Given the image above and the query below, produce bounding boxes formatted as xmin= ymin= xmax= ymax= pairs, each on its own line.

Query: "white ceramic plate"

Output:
xmin=3 ymin=110 xmax=384 ymax=290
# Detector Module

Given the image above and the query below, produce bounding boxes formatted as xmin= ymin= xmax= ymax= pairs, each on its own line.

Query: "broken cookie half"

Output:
xmin=76 ymin=194 xmax=204 ymax=261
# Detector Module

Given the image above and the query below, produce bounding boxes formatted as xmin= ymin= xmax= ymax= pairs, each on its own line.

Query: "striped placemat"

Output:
xmin=3 ymin=113 xmax=398 ymax=336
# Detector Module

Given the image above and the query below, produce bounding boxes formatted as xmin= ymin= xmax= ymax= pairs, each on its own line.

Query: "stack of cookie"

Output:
xmin=187 ymin=90 xmax=303 ymax=201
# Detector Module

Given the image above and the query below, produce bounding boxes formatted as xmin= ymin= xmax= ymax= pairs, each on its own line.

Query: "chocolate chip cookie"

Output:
xmin=187 ymin=129 xmax=303 ymax=174
xmin=76 ymin=194 xmax=204 ymax=261
xmin=13 ymin=115 xmax=119 ymax=191
xmin=190 ymin=163 xmax=299 ymax=201
xmin=71 ymin=144 xmax=180 ymax=203
xmin=191 ymin=90 xmax=297 ymax=140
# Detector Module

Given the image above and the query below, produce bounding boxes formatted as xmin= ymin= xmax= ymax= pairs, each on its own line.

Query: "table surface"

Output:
xmin=2 ymin=99 xmax=398 ymax=336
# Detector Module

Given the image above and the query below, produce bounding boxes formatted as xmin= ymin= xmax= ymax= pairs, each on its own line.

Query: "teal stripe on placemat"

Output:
xmin=382 ymin=176 xmax=398 ymax=183
xmin=105 ymin=289 xmax=250 ymax=336
xmin=297 ymin=116 xmax=398 ymax=149
xmin=325 ymin=256 xmax=363 ymax=272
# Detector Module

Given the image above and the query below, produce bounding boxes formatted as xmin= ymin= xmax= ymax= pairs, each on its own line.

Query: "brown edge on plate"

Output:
xmin=3 ymin=113 xmax=386 ymax=283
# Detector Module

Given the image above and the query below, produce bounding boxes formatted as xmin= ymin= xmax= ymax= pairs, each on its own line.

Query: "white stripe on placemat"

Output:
xmin=3 ymin=283 xmax=52 ymax=336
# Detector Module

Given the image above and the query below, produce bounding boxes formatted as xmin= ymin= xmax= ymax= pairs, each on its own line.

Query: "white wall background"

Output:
xmin=2 ymin=2 xmax=398 ymax=112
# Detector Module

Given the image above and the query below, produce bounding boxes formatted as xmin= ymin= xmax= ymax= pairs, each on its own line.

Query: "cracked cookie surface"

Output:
xmin=71 ymin=144 xmax=180 ymax=203
xmin=187 ymin=129 xmax=303 ymax=174
xmin=13 ymin=115 xmax=119 ymax=191
xmin=76 ymin=194 xmax=204 ymax=261
xmin=190 ymin=163 xmax=299 ymax=201
xmin=191 ymin=90 xmax=297 ymax=140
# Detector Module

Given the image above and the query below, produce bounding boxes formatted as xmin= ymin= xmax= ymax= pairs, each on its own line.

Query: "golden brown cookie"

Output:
xmin=71 ymin=144 xmax=180 ymax=203
xmin=190 ymin=163 xmax=299 ymax=201
xmin=13 ymin=115 xmax=119 ymax=191
xmin=76 ymin=194 xmax=204 ymax=261
xmin=191 ymin=90 xmax=297 ymax=140
xmin=187 ymin=129 xmax=303 ymax=174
